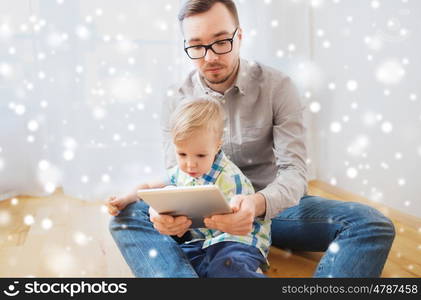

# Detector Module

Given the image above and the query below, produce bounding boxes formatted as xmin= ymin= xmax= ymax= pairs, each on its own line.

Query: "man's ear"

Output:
xmin=237 ymin=27 xmax=243 ymax=43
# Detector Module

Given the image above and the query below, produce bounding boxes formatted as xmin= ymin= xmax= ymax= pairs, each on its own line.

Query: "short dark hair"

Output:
xmin=178 ymin=0 xmax=240 ymax=26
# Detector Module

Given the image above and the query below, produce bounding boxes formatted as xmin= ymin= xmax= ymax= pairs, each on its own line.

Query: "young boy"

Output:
xmin=107 ymin=98 xmax=271 ymax=277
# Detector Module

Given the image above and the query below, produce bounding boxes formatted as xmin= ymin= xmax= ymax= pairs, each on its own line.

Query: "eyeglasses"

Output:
xmin=184 ymin=28 xmax=238 ymax=60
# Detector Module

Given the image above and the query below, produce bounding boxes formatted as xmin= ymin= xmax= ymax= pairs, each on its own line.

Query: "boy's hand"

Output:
xmin=204 ymin=194 xmax=256 ymax=235
xmin=106 ymin=196 xmax=132 ymax=216
xmin=149 ymin=207 xmax=191 ymax=237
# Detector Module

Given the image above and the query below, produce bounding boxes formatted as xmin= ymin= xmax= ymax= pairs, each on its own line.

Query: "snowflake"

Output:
xmin=45 ymin=182 xmax=56 ymax=193
xmin=46 ymin=249 xmax=75 ymax=276
xmin=322 ymin=40 xmax=331 ymax=49
xmin=73 ymin=232 xmax=89 ymax=246
xmin=381 ymin=122 xmax=393 ymax=133
xmin=346 ymin=168 xmax=358 ymax=179
xmin=42 ymin=218 xmax=53 ymax=230
xmin=309 ymin=102 xmax=321 ymax=113
xmin=75 ymin=25 xmax=90 ymax=40
xmin=14 ymin=104 xmax=26 ymax=115
xmin=348 ymin=135 xmax=369 ymax=156
xmin=38 ymin=160 xmax=50 ymax=171
xmin=0 ymin=63 xmax=13 ymax=77
xmin=24 ymin=214 xmax=35 ymax=225
xmin=0 ymin=210 xmax=11 ymax=226
xmin=330 ymin=122 xmax=342 ymax=133
xmin=149 ymin=249 xmax=158 ymax=258
xmin=371 ymin=1 xmax=380 ymax=9
xmin=375 ymin=60 xmax=405 ymax=85
xmin=27 ymin=120 xmax=39 ymax=132
xmin=346 ymin=80 xmax=358 ymax=91
xmin=101 ymin=174 xmax=110 ymax=183
xmin=328 ymin=242 xmax=340 ymax=254
xmin=276 ymin=50 xmax=284 ymax=58
xmin=397 ymin=178 xmax=406 ymax=186
xmin=311 ymin=0 xmax=324 ymax=8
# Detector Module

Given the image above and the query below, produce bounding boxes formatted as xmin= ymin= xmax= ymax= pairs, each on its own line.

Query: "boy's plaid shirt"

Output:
xmin=168 ymin=150 xmax=271 ymax=264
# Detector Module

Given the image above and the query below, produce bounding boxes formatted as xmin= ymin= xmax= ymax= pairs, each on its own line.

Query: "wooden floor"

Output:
xmin=0 ymin=180 xmax=419 ymax=277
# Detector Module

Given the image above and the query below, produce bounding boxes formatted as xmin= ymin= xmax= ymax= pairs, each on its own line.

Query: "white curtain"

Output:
xmin=0 ymin=0 xmax=314 ymax=202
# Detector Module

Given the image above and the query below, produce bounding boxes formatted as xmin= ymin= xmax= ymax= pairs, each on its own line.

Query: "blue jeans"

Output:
xmin=180 ymin=241 xmax=266 ymax=278
xmin=109 ymin=195 xmax=395 ymax=277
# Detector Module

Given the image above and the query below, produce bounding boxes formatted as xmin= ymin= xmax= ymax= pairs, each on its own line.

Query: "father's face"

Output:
xmin=182 ymin=3 xmax=242 ymax=85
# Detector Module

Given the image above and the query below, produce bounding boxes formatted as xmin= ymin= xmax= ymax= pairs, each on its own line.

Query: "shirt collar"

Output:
xmin=194 ymin=58 xmax=249 ymax=97
xmin=232 ymin=58 xmax=248 ymax=96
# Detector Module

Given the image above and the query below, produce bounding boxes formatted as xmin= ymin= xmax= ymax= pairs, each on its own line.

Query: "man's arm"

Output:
xmin=258 ymin=77 xmax=308 ymax=220
xmin=252 ymin=192 xmax=267 ymax=217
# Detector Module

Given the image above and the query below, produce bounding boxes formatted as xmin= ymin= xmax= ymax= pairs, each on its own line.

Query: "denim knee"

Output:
xmin=374 ymin=212 xmax=396 ymax=242
xmin=108 ymin=201 xmax=150 ymax=234
xmin=346 ymin=202 xmax=396 ymax=241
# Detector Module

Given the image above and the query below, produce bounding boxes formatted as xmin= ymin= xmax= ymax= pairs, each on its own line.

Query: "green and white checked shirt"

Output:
xmin=167 ymin=150 xmax=271 ymax=264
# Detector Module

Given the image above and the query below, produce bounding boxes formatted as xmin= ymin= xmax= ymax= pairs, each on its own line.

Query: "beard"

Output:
xmin=206 ymin=75 xmax=230 ymax=85
xmin=202 ymin=60 xmax=239 ymax=85
xmin=205 ymin=70 xmax=230 ymax=84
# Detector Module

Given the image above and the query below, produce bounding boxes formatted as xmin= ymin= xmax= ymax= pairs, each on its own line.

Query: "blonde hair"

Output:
xmin=170 ymin=98 xmax=225 ymax=144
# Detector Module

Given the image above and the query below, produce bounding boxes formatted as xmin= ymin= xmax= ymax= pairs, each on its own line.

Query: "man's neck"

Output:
xmin=204 ymin=59 xmax=240 ymax=94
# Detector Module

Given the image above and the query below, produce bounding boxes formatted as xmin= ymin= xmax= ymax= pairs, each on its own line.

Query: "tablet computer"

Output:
xmin=137 ymin=185 xmax=232 ymax=228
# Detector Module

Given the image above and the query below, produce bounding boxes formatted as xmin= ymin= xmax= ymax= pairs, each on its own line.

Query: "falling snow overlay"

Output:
xmin=0 ymin=0 xmax=420 ymax=223
xmin=0 ymin=0 xmax=419 ymax=280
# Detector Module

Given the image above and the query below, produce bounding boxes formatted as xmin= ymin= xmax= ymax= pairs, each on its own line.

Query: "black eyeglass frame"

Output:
xmin=183 ymin=27 xmax=239 ymax=59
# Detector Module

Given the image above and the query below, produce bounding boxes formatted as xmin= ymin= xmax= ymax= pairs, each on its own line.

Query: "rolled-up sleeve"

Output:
xmin=258 ymin=77 xmax=308 ymax=220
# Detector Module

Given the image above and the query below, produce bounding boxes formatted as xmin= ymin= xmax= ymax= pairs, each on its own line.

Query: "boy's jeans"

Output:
xmin=109 ymin=195 xmax=395 ymax=277
xmin=180 ymin=241 xmax=266 ymax=278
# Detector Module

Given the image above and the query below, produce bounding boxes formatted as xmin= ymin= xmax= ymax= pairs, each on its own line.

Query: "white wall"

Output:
xmin=0 ymin=0 xmax=313 ymax=201
xmin=2 ymin=0 xmax=419 ymax=219
xmin=310 ymin=0 xmax=421 ymax=218
xmin=0 ymin=0 xmax=184 ymax=200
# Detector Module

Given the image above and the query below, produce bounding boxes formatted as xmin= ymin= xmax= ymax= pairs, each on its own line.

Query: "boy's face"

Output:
xmin=174 ymin=129 xmax=221 ymax=178
xmin=182 ymin=3 xmax=242 ymax=86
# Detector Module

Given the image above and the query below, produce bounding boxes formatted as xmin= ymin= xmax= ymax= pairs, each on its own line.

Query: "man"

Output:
xmin=110 ymin=0 xmax=395 ymax=277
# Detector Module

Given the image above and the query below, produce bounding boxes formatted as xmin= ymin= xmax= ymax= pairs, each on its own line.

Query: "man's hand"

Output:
xmin=149 ymin=207 xmax=192 ymax=237
xmin=203 ymin=193 xmax=266 ymax=235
